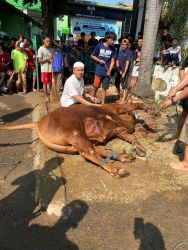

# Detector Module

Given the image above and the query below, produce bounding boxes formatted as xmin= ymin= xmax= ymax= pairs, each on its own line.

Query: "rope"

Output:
xmin=0 ymin=153 xmax=21 ymax=180
xmin=173 ymin=241 xmax=188 ymax=250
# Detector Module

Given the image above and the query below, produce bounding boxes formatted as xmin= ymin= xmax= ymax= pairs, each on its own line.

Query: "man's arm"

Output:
xmin=72 ymin=95 xmax=95 ymax=105
xmin=107 ymin=58 xmax=115 ymax=75
xmin=91 ymin=54 xmax=105 ymax=65
xmin=7 ymin=71 xmax=15 ymax=85
xmin=169 ymin=72 xmax=188 ymax=98
xmin=122 ymin=61 xmax=130 ymax=78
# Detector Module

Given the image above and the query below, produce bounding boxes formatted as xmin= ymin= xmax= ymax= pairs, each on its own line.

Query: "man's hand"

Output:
xmin=169 ymin=88 xmax=177 ymax=99
xmin=107 ymin=70 xmax=111 ymax=76
xmin=99 ymin=59 xmax=105 ymax=65
xmin=160 ymin=99 xmax=173 ymax=109
xmin=122 ymin=72 xmax=126 ymax=78
xmin=48 ymin=55 xmax=53 ymax=63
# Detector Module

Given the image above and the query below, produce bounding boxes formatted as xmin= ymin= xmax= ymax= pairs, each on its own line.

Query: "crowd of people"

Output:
xmin=0 ymin=31 xmax=144 ymax=102
xmin=0 ymin=29 xmax=186 ymax=102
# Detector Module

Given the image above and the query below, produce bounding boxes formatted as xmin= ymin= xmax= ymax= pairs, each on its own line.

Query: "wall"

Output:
xmin=0 ymin=6 xmax=41 ymax=38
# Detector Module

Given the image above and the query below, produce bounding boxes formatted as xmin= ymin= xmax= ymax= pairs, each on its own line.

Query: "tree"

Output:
xmin=16 ymin=0 xmax=69 ymax=36
xmin=134 ymin=0 xmax=163 ymax=98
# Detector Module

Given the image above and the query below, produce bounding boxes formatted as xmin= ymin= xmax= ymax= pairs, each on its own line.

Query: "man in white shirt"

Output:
xmin=60 ymin=62 xmax=97 ymax=107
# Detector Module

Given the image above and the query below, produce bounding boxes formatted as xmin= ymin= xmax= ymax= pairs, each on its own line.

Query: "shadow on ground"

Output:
xmin=133 ymin=217 xmax=166 ymax=250
xmin=0 ymin=157 xmax=89 ymax=250
xmin=1 ymin=108 xmax=33 ymax=123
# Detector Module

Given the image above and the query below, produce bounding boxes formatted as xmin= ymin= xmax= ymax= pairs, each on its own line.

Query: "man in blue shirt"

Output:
xmin=91 ymin=32 xmax=117 ymax=104
xmin=115 ymin=39 xmax=132 ymax=103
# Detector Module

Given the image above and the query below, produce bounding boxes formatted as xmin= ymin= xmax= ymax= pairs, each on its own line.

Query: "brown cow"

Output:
xmin=0 ymin=102 xmax=151 ymax=177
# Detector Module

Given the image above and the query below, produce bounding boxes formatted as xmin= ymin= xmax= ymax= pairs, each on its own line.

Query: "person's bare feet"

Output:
xmin=169 ymin=138 xmax=178 ymax=144
xmin=169 ymin=161 xmax=188 ymax=171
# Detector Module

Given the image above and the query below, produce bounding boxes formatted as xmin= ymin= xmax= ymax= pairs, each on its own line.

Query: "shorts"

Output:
xmin=179 ymin=115 xmax=188 ymax=145
xmin=27 ymin=68 xmax=36 ymax=79
xmin=41 ymin=72 xmax=52 ymax=84
xmin=132 ymin=65 xmax=140 ymax=77
xmin=93 ymin=75 xmax=110 ymax=90
xmin=180 ymin=98 xmax=188 ymax=110
xmin=115 ymin=67 xmax=131 ymax=90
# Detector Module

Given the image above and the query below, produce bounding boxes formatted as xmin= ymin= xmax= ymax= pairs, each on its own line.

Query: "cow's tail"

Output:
xmin=0 ymin=122 xmax=37 ymax=130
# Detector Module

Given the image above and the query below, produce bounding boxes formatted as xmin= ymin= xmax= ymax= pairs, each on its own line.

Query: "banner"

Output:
xmin=71 ymin=17 xmax=121 ymax=39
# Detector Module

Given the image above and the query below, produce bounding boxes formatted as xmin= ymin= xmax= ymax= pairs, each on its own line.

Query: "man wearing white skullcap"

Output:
xmin=60 ymin=62 xmax=97 ymax=107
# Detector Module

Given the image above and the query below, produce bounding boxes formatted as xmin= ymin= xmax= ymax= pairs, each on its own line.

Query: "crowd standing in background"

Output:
xmin=0 ymin=28 xmax=186 ymax=105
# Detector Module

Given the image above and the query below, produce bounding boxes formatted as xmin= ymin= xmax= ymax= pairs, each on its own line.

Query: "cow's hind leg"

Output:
xmin=69 ymin=132 xmax=128 ymax=177
xmin=117 ymin=132 xmax=146 ymax=157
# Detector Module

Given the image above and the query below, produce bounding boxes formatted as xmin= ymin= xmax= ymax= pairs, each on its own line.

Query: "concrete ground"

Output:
xmin=0 ymin=90 xmax=188 ymax=250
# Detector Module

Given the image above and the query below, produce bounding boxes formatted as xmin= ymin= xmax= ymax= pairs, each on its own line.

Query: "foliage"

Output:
xmin=14 ymin=0 xmax=69 ymax=16
xmin=160 ymin=0 xmax=188 ymax=41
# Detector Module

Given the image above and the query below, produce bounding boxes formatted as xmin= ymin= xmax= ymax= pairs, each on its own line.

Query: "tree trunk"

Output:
xmin=41 ymin=0 xmax=54 ymax=37
xmin=134 ymin=0 xmax=163 ymax=98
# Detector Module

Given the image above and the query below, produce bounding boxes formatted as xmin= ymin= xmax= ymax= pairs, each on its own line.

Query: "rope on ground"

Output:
xmin=173 ymin=241 xmax=188 ymax=250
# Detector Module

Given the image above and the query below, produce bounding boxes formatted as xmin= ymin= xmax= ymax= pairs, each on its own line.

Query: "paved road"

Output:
xmin=0 ymin=93 xmax=188 ymax=250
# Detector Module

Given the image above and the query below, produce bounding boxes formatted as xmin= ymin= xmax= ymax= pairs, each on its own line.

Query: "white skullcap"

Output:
xmin=73 ymin=62 xmax=85 ymax=68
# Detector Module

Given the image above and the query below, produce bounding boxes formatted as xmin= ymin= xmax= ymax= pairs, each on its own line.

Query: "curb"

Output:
xmin=32 ymin=101 xmax=66 ymax=217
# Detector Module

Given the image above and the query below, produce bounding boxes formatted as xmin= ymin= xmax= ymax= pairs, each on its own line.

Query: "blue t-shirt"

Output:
xmin=53 ymin=53 xmax=64 ymax=73
xmin=92 ymin=43 xmax=116 ymax=76
xmin=117 ymin=48 xmax=132 ymax=72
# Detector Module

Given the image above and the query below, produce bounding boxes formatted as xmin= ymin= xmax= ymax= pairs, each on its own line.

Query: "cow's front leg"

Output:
xmin=95 ymin=146 xmax=133 ymax=163
xmin=69 ymin=133 xmax=129 ymax=177
xmin=117 ymin=132 xmax=146 ymax=157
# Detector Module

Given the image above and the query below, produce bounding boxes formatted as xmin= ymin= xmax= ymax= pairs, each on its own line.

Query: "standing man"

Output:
xmin=115 ymin=39 xmax=132 ymax=103
xmin=37 ymin=35 xmax=53 ymax=102
xmin=91 ymin=32 xmax=117 ymax=104
xmin=60 ymin=62 xmax=96 ymax=107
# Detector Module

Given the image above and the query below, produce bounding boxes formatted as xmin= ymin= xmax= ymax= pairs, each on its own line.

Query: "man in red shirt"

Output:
xmin=25 ymin=41 xmax=36 ymax=92
xmin=0 ymin=44 xmax=11 ymax=73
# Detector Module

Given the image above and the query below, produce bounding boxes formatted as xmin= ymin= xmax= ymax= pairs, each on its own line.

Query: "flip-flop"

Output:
xmin=169 ymin=161 xmax=188 ymax=172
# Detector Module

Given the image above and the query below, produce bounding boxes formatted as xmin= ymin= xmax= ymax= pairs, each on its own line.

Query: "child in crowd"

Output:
xmin=11 ymin=41 xmax=28 ymax=94
xmin=25 ymin=41 xmax=36 ymax=92
xmin=129 ymin=38 xmax=143 ymax=93
xmin=0 ymin=69 xmax=19 ymax=94
xmin=53 ymin=48 xmax=64 ymax=91
xmin=0 ymin=44 xmax=11 ymax=73
xmin=162 ymin=38 xmax=181 ymax=67
xmin=168 ymin=38 xmax=181 ymax=67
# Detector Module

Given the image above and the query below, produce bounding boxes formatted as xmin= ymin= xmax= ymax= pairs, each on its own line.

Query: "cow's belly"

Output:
xmin=37 ymin=119 xmax=70 ymax=146
xmin=84 ymin=118 xmax=117 ymax=143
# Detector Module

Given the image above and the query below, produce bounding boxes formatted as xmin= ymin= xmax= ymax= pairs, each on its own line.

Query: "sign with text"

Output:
xmin=71 ymin=17 xmax=121 ymax=38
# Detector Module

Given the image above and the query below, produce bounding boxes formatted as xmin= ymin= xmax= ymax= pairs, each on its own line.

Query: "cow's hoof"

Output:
xmin=110 ymin=168 xmax=130 ymax=178
xmin=135 ymin=146 xmax=147 ymax=157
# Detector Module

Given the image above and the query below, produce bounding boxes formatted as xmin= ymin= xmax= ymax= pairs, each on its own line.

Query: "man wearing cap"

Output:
xmin=60 ymin=62 xmax=97 ymax=107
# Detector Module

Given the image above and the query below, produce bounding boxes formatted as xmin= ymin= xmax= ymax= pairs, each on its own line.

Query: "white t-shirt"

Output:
xmin=60 ymin=74 xmax=84 ymax=107
xmin=37 ymin=46 xmax=53 ymax=72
